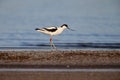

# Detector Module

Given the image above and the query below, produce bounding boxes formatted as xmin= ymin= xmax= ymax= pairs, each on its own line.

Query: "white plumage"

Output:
xmin=35 ymin=24 xmax=73 ymax=49
xmin=35 ymin=24 xmax=68 ymax=36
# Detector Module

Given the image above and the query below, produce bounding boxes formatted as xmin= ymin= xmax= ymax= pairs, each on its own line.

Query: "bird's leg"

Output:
xmin=50 ymin=37 xmax=53 ymax=49
xmin=50 ymin=36 xmax=56 ymax=49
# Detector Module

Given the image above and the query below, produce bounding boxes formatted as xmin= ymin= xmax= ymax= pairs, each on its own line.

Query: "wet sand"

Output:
xmin=0 ymin=71 xmax=120 ymax=80
xmin=0 ymin=50 xmax=120 ymax=80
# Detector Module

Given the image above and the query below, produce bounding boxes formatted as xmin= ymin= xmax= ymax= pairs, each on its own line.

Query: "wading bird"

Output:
xmin=35 ymin=24 xmax=74 ymax=49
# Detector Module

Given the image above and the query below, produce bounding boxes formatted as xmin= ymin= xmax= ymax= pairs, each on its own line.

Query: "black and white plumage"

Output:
xmin=35 ymin=24 xmax=73 ymax=49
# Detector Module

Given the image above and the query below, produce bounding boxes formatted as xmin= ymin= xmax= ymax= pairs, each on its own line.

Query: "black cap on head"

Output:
xmin=61 ymin=24 xmax=75 ymax=31
xmin=61 ymin=24 xmax=68 ymax=28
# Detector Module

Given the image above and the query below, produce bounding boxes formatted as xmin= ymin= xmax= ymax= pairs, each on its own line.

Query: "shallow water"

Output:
xmin=0 ymin=31 xmax=120 ymax=50
xmin=0 ymin=0 xmax=120 ymax=50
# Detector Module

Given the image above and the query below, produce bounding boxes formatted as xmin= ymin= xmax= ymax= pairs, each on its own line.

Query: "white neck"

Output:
xmin=61 ymin=26 xmax=67 ymax=30
xmin=52 ymin=27 xmax=66 ymax=35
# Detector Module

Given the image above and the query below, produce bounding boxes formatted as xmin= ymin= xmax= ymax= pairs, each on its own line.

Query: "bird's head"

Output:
xmin=61 ymin=24 xmax=74 ymax=31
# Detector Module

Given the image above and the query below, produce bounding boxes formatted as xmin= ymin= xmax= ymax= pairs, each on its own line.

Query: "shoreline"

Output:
xmin=0 ymin=50 xmax=120 ymax=80
xmin=0 ymin=50 xmax=120 ymax=68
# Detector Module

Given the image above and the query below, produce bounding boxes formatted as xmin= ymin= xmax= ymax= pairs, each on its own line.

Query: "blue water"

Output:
xmin=0 ymin=0 xmax=120 ymax=50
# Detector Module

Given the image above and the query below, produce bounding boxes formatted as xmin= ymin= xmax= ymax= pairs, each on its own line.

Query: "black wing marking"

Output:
xmin=35 ymin=28 xmax=40 ymax=30
xmin=43 ymin=27 xmax=57 ymax=32
xmin=35 ymin=28 xmax=44 ymax=31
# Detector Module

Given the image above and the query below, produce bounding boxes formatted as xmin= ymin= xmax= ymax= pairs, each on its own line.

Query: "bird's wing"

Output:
xmin=43 ymin=27 xmax=57 ymax=32
xmin=44 ymin=26 xmax=56 ymax=29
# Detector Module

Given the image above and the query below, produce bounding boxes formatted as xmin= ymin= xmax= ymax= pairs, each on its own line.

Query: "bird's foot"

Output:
xmin=50 ymin=43 xmax=57 ymax=51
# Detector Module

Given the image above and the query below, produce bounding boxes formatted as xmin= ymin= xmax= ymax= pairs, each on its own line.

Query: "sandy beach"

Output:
xmin=0 ymin=50 xmax=120 ymax=80
xmin=0 ymin=50 xmax=120 ymax=68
